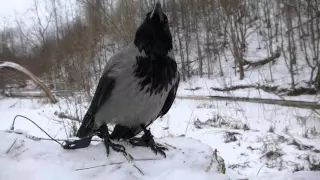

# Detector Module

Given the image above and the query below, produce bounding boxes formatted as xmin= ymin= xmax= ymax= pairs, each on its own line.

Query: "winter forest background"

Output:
xmin=1 ymin=0 xmax=320 ymax=93
xmin=0 ymin=0 xmax=320 ymax=179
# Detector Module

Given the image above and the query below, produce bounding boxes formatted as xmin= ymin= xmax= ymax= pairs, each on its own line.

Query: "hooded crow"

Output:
xmin=63 ymin=1 xmax=179 ymax=157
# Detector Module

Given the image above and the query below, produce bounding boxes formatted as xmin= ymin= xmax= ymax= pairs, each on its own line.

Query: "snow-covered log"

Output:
xmin=0 ymin=61 xmax=57 ymax=103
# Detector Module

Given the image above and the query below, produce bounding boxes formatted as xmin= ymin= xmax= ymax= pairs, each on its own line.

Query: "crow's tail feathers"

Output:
xmin=76 ymin=110 xmax=95 ymax=138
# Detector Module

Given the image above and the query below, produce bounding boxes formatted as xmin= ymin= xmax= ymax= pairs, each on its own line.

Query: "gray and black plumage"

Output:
xmin=63 ymin=2 xmax=179 ymax=157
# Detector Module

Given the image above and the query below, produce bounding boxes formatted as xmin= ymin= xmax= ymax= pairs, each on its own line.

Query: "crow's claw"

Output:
xmin=129 ymin=138 xmax=168 ymax=158
xmin=150 ymin=143 xmax=168 ymax=158
xmin=104 ymin=138 xmax=127 ymax=156
xmin=128 ymin=124 xmax=168 ymax=157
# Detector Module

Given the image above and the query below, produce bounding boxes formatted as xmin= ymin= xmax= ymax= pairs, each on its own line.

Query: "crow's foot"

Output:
xmin=99 ymin=124 xmax=127 ymax=156
xmin=104 ymin=137 xmax=127 ymax=156
xmin=129 ymin=137 xmax=168 ymax=157
xmin=129 ymin=125 xmax=168 ymax=157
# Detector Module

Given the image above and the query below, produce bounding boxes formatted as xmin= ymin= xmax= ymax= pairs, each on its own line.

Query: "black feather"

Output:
xmin=133 ymin=55 xmax=177 ymax=95
xmin=157 ymin=74 xmax=180 ymax=117
xmin=76 ymin=71 xmax=116 ymax=138
xmin=134 ymin=11 xmax=172 ymax=55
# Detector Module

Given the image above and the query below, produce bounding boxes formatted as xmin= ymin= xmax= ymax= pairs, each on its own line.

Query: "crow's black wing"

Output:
xmin=76 ymin=69 xmax=116 ymax=138
xmin=110 ymin=74 xmax=180 ymax=140
xmin=156 ymin=74 xmax=180 ymax=118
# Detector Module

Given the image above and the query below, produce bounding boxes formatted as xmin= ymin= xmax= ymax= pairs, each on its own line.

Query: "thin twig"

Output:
xmin=256 ymin=163 xmax=265 ymax=177
xmin=75 ymin=158 xmax=159 ymax=172
xmin=5 ymin=138 xmax=17 ymax=154
xmin=205 ymin=151 xmax=215 ymax=172
xmin=133 ymin=165 xmax=144 ymax=175
xmin=75 ymin=162 xmax=124 ymax=171
xmin=286 ymin=14 xmax=320 ymax=34
xmin=122 ymin=153 xmax=145 ymax=175
xmin=184 ymin=111 xmax=194 ymax=135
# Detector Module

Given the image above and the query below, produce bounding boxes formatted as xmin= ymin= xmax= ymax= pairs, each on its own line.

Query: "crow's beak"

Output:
xmin=150 ymin=2 xmax=164 ymax=22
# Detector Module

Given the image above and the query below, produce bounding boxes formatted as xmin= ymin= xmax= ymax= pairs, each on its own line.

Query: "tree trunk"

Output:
xmin=315 ymin=65 xmax=320 ymax=91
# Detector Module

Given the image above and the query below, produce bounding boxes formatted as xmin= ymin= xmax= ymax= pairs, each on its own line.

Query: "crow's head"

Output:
xmin=134 ymin=2 xmax=172 ymax=56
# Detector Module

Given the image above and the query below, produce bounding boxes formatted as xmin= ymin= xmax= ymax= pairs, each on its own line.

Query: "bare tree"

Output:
xmin=220 ymin=0 xmax=250 ymax=80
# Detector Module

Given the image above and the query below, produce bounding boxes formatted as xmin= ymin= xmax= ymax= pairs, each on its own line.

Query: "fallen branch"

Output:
xmin=184 ymin=87 xmax=202 ymax=91
xmin=211 ymin=85 xmax=257 ymax=92
xmin=176 ymin=95 xmax=320 ymax=110
xmin=244 ymin=50 xmax=281 ymax=69
xmin=210 ymin=85 xmax=317 ymax=96
xmin=54 ymin=111 xmax=81 ymax=122
xmin=0 ymin=61 xmax=58 ymax=103
xmin=289 ymin=140 xmax=314 ymax=151
xmin=228 ymin=161 xmax=250 ymax=170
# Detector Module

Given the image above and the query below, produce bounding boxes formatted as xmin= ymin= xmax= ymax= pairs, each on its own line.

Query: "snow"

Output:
xmin=0 ymin=61 xmax=24 ymax=70
xmin=251 ymin=171 xmax=320 ymax=180
xmin=178 ymin=77 xmax=320 ymax=103
xmin=0 ymin=130 xmax=227 ymax=180
xmin=149 ymin=97 xmax=320 ymax=178
xmin=1 ymin=95 xmax=319 ymax=179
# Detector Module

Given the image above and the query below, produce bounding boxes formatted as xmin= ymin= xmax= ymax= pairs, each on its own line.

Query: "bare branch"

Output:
xmin=0 ymin=61 xmax=58 ymax=103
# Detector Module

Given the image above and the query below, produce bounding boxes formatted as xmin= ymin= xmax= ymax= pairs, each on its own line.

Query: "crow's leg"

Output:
xmin=63 ymin=136 xmax=92 ymax=149
xmin=99 ymin=124 xmax=127 ymax=156
xmin=129 ymin=124 xmax=168 ymax=157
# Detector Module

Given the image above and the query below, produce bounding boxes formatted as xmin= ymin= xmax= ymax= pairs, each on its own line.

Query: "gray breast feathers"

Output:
xmin=94 ymin=45 xmax=177 ymax=127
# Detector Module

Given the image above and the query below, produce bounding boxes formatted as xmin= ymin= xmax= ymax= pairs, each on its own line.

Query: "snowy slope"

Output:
xmin=0 ymin=130 xmax=227 ymax=180
xmin=177 ymin=77 xmax=320 ymax=103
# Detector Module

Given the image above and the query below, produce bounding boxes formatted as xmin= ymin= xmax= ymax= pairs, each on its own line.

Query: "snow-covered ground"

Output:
xmin=178 ymin=77 xmax=320 ymax=102
xmin=151 ymin=98 xmax=320 ymax=179
xmin=0 ymin=130 xmax=228 ymax=180
xmin=1 ymin=91 xmax=319 ymax=179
